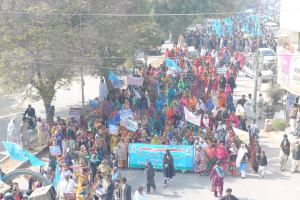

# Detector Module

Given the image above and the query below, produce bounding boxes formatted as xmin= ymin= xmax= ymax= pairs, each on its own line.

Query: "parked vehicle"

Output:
xmin=258 ymin=48 xmax=276 ymax=66
xmin=263 ymin=102 xmax=274 ymax=119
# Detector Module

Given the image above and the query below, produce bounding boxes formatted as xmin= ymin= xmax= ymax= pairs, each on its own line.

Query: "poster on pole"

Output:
xmin=109 ymin=124 xmax=119 ymax=135
xmin=49 ymin=146 xmax=62 ymax=156
xmin=125 ymin=118 xmax=138 ymax=132
xmin=127 ymin=76 xmax=144 ymax=86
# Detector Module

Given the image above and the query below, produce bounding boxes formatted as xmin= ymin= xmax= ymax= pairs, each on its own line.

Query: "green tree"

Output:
xmin=0 ymin=0 xmax=163 ymax=121
xmin=152 ymin=0 xmax=251 ymax=40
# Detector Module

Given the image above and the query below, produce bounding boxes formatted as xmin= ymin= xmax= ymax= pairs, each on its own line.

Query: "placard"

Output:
xmin=127 ymin=76 xmax=144 ymax=86
xmin=109 ymin=124 xmax=119 ymax=135
xmin=49 ymin=146 xmax=62 ymax=156
xmin=125 ymin=118 xmax=138 ymax=132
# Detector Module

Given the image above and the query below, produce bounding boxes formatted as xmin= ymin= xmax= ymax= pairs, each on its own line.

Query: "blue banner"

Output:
xmin=128 ymin=143 xmax=194 ymax=170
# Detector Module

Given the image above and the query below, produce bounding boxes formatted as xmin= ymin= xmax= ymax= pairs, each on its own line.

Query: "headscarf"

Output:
xmin=236 ymin=144 xmax=248 ymax=167
xmin=7 ymin=119 xmax=16 ymax=136
xmin=151 ymin=135 xmax=161 ymax=144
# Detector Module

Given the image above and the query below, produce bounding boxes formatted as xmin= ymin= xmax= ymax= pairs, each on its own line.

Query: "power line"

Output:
xmin=0 ymin=10 xmax=258 ymax=17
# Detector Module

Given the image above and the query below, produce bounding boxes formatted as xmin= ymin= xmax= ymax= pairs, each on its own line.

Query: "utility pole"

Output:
xmin=80 ymin=66 xmax=85 ymax=108
xmin=79 ymin=16 xmax=85 ymax=108
xmin=254 ymin=0 xmax=263 ymax=113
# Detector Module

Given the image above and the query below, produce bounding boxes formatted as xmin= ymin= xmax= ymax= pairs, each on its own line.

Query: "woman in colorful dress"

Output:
xmin=228 ymin=143 xmax=238 ymax=176
xmin=205 ymin=142 xmax=217 ymax=172
xmin=216 ymin=143 xmax=228 ymax=172
xmin=194 ymin=146 xmax=207 ymax=175
xmin=210 ymin=161 xmax=225 ymax=197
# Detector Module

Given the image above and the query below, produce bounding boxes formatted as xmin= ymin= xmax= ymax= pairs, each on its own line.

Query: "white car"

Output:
xmin=243 ymin=60 xmax=273 ymax=82
xmin=258 ymin=48 xmax=276 ymax=66
xmin=243 ymin=61 xmax=255 ymax=79
xmin=261 ymin=69 xmax=273 ymax=82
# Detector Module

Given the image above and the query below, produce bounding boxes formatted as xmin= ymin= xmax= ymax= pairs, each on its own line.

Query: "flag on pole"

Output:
xmin=52 ymin=162 xmax=61 ymax=188
xmin=165 ymin=58 xmax=182 ymax=72
xmin=2 ymin=141 xmax=27 ymax=162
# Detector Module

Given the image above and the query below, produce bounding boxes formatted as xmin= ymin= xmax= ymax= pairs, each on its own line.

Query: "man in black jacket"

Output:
xmin=118 ymin=177 xmax=131 ymax=200
xmin=220 ymin=188 xmax=238 ymax=200
xmin=291 ymin=141 xmax=300 ymax=173
xmin=280 ymin=134 xmax=290 ymax=171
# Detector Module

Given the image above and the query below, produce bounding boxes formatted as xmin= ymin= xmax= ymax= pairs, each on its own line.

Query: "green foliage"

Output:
xmin=271 ymin=119 xmax=287 ymax=131
xmin=269 ymin=85 xmax=285 ymax=104
xmin=0 ymin=0 xmax=163 ymax=121
xmin=152 ymin=0 xmax=251 ymax=39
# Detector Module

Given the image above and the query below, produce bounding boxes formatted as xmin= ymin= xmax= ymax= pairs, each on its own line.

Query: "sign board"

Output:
xmin=112 ymin=80 xmax=125 ymax=88
xmin=109 ymin=124 xmax=119 ymax=135
xmin=184 ymin=106 xmax=201 ymax=126
xmin=119 ymin=109 xmax=133 ymax=126
xmin=125 ymin=118 xmax=138 ymax=132
xmin=128 ymin=144 xmax=194 ymax=170
xmin=286 ymin=93 xmax=297 ymax=116
xmin=127 ymin=76 xmax=144 ymax=86
xmin=49 ymin=146 xmax=62 ymax=156
xmin=69 ymin=108 xmax=82 ymax=118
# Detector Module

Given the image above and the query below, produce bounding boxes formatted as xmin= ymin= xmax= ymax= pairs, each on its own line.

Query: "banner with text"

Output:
xmin=184 ymin=106 xmax=201 ymax=126
xmin=128 ymin=143 xmax=194 ymax=170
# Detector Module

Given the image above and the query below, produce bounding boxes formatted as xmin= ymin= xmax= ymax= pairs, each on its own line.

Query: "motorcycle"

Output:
xmin=23 ymin=113 xmax=36 ymax=129
xmin=263 ymin=102 xmax=274 ymax=119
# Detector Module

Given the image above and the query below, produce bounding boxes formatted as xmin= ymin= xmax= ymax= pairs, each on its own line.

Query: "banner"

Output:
xmin=49 ymin=146 xmax=62 ymax=156
xmin=125 ymin=118 xmax=138 ymax=132
xmin=184 ymin=106 xmax=201 ymax=126
xmin=233 ymin=127 xmax=249 ymax=145
xmin=128 ymin=143 xmax=194 ymax=170
xmin=127 ymin=76 xmax=144 ymax=86
xmin=69 ymin=108 xmax=82 ymax=118
xmin=277 ymin=47 xmax=300 ymax=96
xmin=109 ymin=124 xmax=119 ymax=135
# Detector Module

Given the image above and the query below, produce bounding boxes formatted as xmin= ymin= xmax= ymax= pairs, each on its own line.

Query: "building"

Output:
xmin=277 ymin=0 xmax=300 ymax=98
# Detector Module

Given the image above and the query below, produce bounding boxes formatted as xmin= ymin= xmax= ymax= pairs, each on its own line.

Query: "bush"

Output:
xmin=271 ymin=119 xmax=287 ymax=131
xmin=268 ymin=85 xmax=285 ymax=104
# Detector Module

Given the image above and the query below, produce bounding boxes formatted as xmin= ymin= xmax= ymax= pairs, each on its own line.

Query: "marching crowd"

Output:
xmin=2 ymin=13 xmax=300 ymax=200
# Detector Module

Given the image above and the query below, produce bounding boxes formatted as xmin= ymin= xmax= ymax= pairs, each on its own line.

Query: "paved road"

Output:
xmin=0 ymin=76 xmax=100 ymax=156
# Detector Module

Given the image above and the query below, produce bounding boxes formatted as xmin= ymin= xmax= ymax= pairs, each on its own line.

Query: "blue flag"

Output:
xmin=24 ymin=150 xmax=46 ymax=166
xmin=165 ymin=58 xmax=181 ymax=72
xmin=2 ymin=141 xmax=27 ymax=162
xmin=108 ymin=71 xmax=120 ymax=82
xmin=52 ymin=162 xmax=61 ymax=188
xmin=2 ymin=141 xmax=45 ymax=166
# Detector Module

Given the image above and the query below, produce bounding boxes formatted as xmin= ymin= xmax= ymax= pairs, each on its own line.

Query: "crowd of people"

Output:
xmin=2 ymin=13 xmax=300 ymax=200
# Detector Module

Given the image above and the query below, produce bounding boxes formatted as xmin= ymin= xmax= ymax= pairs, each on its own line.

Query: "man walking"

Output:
xmin=289 ymin=104 xmax=298 ymax=135
xmin=257 ymin=93 xmax=264 ymax=119
xmin=144 ymin=160 xmax=156 ymax=194
xmin=291 ymin=141 xmax=300 ymax=173
xmin=280 ymin=134 xmax=290 ymax=171
xmin=118 ymin=177 xmax=131 ymax=200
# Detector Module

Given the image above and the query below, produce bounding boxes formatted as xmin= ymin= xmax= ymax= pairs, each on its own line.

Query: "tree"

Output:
xmin=0 ymin=0 xmax=163 ymax=122
xmin=152 ymin=0 xmax=252 ymax=40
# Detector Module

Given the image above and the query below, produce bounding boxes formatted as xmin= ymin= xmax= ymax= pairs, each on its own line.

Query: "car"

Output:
xmin=258 ymin=48 xmax=276 ymax=66
xmin=243 ymin=61 xmax=255 ymax=79
xmin=261 ymin=69 xmax=273 ymax=82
